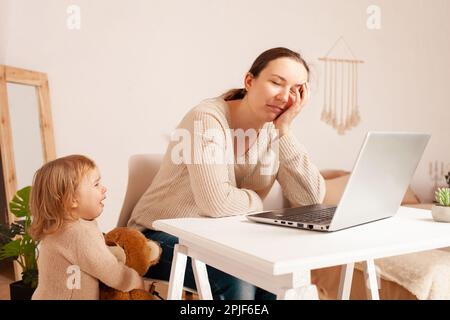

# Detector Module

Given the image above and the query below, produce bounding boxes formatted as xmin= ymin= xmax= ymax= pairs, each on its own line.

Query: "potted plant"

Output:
xmin=0 ymin=186 xmax=38 ymax=300
xmin=431 ymin=187 xmax=450 ymax=223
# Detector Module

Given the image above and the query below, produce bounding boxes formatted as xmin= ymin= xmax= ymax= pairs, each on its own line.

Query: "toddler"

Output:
xmin=30 ymin=155 xmax=144 ymax=299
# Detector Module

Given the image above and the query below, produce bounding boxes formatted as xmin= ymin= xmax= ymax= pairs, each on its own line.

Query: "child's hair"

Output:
xmin=29 ymin=155 xmax=97 ymax=241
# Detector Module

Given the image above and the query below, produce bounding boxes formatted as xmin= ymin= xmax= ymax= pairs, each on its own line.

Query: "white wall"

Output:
xmin=3 ymin=0 xmax=450 ymax=231
xmin=0 ymin=0 xmax=9 ymax=63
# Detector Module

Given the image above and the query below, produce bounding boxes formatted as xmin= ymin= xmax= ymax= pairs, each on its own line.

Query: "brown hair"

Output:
xmin=29 ymin=155 xmax=96 ymax=241
xmin=222 ymin=47 xmax=310 ymax=101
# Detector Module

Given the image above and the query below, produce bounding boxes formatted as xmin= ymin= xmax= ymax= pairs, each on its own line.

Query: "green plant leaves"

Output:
xmin=0 ymin=239 xmax=20 ymax=260
xmin=9 ymin=186 xmax=31 ymax=218
xmin=435 ymin=187 xmax=450 ymax=206
xmin=0 ymin=186 xmax=38 ymax=289
xmin=22 ymin=268 xmax=38 ymax=288
xmin=0 ymin=224 xmax=14 ymax=247
xmin=0 ymin=222 xmax=24 ymax=246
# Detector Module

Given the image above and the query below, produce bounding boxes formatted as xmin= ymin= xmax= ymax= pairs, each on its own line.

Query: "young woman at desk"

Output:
xmin=128 ymin=47 xmax=326 ymax=300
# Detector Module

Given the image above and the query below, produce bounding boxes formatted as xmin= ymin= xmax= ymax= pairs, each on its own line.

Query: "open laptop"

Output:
xmin=246 ymin=132 xmax=430 ymax=232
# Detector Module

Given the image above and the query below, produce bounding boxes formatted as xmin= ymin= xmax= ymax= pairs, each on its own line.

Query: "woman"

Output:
xmin=128 ymin=47 xmax=326 ymax=299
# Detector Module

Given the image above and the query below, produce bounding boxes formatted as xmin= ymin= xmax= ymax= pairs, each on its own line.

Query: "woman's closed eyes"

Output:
xmin=270 ymin=80 xmax=298 ymax=96
xmin=270 ymin=80 xmax=281 ymax=86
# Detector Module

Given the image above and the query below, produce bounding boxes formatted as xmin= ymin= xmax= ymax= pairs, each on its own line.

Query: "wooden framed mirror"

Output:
xmin=0 ymin=65 xmax=56 ymax=229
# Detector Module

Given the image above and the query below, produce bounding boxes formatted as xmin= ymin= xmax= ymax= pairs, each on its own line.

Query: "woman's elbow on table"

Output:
xmin=194 ymin=189 xmax=263 ymax=218
xmin=315 ymin=175 xmax=327 ymax=204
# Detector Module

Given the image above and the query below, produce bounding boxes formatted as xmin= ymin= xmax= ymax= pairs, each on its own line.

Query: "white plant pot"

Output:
xmin=431 ymin=205 xmax=450 ymax=223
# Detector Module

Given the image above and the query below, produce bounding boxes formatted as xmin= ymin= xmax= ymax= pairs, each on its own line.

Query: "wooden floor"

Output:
xmin=0 ymin=260 xmax=197 ymax=300
xmin=147 ymin=281 xmax=198 ymax=300
xmin=0 ymin=261 xmax=14 ymax=300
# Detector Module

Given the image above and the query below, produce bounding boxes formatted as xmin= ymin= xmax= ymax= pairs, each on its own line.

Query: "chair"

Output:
xmin=117 ymin=153 xmax=290 ymax=299
xmin=117 ymin=154 xmax=197 ymax=298
xmin=118 ymin=154 xmax=289 ymax=228
xmin=117 ymin=154 xmax=164 ymax=228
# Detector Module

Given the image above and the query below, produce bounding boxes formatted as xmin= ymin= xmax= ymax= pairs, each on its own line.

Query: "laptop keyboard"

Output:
xmin=285 ymin=207 xmax=337 ymax=224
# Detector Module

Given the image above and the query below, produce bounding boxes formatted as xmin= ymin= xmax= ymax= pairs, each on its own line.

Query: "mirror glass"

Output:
xmin=7 ymin=83 xmax=43 ymax=189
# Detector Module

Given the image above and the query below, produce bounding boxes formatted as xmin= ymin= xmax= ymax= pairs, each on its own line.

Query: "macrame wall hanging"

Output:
xmin=318 ymin=37 xmax=364 ymax=135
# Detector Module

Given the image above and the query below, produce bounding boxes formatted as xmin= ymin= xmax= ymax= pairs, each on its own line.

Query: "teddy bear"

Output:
xmin=99 ymin=227 xmax=162 ymax=300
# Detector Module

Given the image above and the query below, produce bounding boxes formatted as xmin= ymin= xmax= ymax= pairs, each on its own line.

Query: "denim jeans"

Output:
xmin=143 ymin=229 xmax=276 ymax=300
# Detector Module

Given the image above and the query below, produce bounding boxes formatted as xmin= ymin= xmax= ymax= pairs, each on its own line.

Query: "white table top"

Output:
xmin=153 ymin=206 xmax=450 ymax=275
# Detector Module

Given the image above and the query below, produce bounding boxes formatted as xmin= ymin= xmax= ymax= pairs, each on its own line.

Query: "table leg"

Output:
xmin=167 ymin=244 xmax=188 ymax=300
xmin=363 ymin=259 xmax=380 ymax=300
xmin=192 ymin=258 xmax=213 ymax=300
xmin=337 ymin=263 xmax=355 ymax=300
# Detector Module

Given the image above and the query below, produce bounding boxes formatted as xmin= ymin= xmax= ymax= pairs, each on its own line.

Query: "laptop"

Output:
xmin=246 ymin=132 xmax=430 ymax=232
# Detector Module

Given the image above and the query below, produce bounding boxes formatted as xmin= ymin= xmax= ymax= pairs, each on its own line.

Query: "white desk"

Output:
xmin=153 ymin=206 xmax=450 ymax=300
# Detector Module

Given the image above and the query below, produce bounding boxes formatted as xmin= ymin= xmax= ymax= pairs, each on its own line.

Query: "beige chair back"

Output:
xmin=117 ymin=154 xmax=164 ymax=227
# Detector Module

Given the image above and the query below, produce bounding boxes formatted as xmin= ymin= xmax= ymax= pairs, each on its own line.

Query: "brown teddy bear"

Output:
xmin=99 ymin=227 xmax=162 ymax=300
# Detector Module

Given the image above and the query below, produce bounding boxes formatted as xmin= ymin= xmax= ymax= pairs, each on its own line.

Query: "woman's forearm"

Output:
xmin=276 ymin=133 xmax=326 ymax=206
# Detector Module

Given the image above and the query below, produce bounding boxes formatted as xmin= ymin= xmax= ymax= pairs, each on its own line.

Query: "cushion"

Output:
xmin=322 ymin=174 xmax=349 ymax=206
xmin=321 ymin=172 xmax=420 ymax=206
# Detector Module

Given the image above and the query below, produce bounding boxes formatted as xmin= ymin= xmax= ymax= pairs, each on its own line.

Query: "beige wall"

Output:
xmin=3 ymin=0 xmax=450 ymax=231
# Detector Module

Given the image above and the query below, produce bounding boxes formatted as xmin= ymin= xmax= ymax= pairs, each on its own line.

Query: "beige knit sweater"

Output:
xmin=128 ymin=96 xmax=326 ymax=231
xmin=32 ymin=218 xmax=142 ymax=300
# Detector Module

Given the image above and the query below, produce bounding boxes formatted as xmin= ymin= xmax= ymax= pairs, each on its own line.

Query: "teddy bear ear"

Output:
xmin=147 ymin=240 xmax=162 ymax=267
